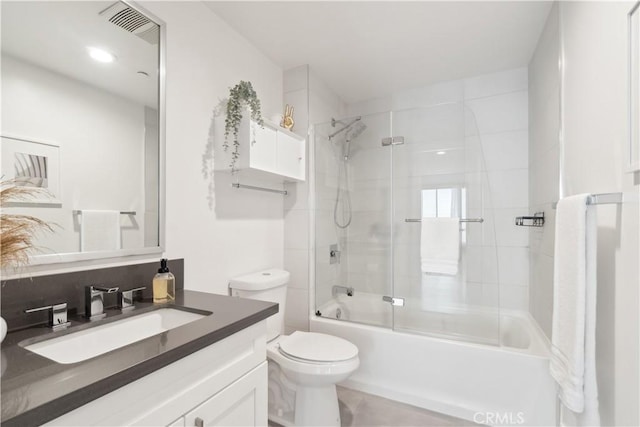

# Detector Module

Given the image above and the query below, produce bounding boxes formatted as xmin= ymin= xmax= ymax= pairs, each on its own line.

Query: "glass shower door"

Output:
xmin=314 ymin=112 xmax=393 ymax=328
xmin=391 ymin=105 xmax=501 ymax=345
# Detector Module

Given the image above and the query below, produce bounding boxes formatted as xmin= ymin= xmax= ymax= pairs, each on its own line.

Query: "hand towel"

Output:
xmin=420 ymin=217 xmax=460 ymax=275
xmin=550 ymin=194 xmax=600 ymax=426
xmin=80 ymin=210 xmax=121 ymax=252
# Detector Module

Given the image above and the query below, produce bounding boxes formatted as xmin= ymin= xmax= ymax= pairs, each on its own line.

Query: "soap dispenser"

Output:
xmin=153 ymin=258 xmax=175 ymax=303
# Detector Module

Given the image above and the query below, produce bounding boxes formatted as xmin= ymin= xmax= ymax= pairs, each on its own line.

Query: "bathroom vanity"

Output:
xmin=0 ymin=290 xmax=277 ymax=426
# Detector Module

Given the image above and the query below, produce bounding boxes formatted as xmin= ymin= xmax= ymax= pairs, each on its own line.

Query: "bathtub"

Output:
xmin=311 ymin=293 xmax=557 ymax=426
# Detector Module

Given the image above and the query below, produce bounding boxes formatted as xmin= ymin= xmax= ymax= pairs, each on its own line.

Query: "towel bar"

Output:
xmin=405 ymin=218 xmax=484 ymax=223
xmin=552 ymin=192 xmax=623 ymax=209
xmin=231 ymin=183 xmax=288 ymax=195
xmin=73 ymin=210 xmax=136 ymax=215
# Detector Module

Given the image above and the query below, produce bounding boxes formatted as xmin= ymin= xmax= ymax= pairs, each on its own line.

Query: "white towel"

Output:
xmin=80 ymin=210 xmax=121 ymax=252
xmin=420 ymin=217 xmax=460 ymax=275
xmin=550 ymin=194 xmax=600 ymax=426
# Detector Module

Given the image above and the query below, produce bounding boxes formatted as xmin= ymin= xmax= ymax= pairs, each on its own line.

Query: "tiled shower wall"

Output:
xmin=527 ymin=4 xmax=560 ymax=338
xmin=283 ymin=65 xmax=347 ymax=333
xmin=342 ymin=68 xmax=531 ymax=310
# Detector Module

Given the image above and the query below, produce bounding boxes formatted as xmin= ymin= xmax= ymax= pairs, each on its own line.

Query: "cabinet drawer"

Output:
xmin=184 ymin=362 xmax=267 ymax=427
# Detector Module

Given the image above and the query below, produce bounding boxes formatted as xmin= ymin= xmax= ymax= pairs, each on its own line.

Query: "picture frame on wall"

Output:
xmin=1 ymin=135 xmax=62 ymax=206
xmin=628 ymin=1 xmax=640 ymax=172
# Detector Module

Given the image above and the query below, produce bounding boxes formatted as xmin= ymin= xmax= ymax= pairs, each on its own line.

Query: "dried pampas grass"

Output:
xmin=1 ymin=182 xmax=54 ymax=268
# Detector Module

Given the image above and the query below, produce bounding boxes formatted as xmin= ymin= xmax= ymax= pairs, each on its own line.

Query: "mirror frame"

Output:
xmin=21 ymin=0 xmax=166 ymax=266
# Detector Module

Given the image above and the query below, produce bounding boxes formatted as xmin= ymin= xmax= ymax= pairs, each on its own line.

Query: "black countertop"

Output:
xmin=0 ymin=290 xmax=278 ymax=427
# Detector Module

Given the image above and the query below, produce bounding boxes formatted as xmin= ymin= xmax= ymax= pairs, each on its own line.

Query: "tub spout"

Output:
xmin=333 ymin=286 xmax=354 ymax=297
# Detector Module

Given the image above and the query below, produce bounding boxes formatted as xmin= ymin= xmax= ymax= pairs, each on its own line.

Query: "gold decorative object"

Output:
xmin=281 ymin=104 xmax=295 ymax=131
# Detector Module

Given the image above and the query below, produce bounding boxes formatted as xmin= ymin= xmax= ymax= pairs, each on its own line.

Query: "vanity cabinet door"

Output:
xmin=276 ymin=131 xmax=305 ymax=181
xmin=184 ymin=362 xmax=267 ymax=427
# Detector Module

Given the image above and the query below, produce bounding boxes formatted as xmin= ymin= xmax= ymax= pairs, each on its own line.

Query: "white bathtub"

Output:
xmin=311 ymin=293 xmax=556 ymax=426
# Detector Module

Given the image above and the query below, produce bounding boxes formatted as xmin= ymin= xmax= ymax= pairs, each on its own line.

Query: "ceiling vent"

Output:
xmin=99 ymin=2 xmax=159 ymax=45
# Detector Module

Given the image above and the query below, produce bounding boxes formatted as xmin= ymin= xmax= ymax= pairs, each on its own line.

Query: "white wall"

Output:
xmin=465 ymin=69 xmax=530 ymax=311
xmin=283 ymin=65 xmax=348 ymax=333
xmin=528 ymin=3 xmax=560 ymax=338
xmin=142 ymin=1 xmax=285 ymax=295
xmin=559 ymin=2 xmax=639 ymax=425
xmin=283 ymin=65 xmax=311 ymax=333
xmin=1 ymin=56 xmax=146 ymax=254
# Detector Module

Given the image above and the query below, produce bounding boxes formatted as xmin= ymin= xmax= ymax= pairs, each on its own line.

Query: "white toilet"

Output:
xmin=229 ymin=269 xmax=359 ymax=427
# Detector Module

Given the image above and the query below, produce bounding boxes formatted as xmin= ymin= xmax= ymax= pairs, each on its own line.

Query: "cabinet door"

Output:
xmin=184 ymin=362 xmax=267 ymax=427
xmin=249 ymin=123 xmax=277 ymax=173
xmin=276 ymin=131 xmax=305 ymax=180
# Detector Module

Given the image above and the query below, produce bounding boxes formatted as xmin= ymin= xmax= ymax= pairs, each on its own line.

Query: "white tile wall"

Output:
xmin=335 ymin=67 xmax=532 ymax=316
xmin=464 ymin=67 xmax=528 ymax=100
xmin=528 ymin=3 xmax=560 ymax=339
xmin=284 ymin=65 xmax=348 ymax=332
xmin=464 ymin=69 xmax=530 ymax=311
xmin=465 ymin=90 xmax=529 ymax=136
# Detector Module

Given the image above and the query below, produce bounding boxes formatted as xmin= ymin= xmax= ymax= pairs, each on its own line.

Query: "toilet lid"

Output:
xmin=279 ymin=331 xmax=358 ymax=362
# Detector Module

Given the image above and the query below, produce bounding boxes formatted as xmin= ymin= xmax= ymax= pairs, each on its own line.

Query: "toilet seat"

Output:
xmin=278 ymin=331 xmax=358 ymax=363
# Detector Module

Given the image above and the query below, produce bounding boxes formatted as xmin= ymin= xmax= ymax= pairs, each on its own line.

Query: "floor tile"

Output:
xmin=337 ymin=386 xmax=478 ymax=427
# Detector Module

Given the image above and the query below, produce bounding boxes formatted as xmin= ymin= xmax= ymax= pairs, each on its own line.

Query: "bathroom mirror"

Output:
xmin=0 ymin=1 xmax=165 ymax=265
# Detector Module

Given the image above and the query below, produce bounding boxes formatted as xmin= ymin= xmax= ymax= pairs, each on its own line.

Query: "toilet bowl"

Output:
xmin=267 ymin=332 xmax=359 ymax=426
xmin=229 ymin=269 xmax=360 ymax=427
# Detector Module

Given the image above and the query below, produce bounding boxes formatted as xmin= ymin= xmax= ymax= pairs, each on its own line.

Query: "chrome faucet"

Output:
xmin=332 ymin=285 xmax=354 ymax=297
xmin=85 ymin=285 xmax=119 ymax=320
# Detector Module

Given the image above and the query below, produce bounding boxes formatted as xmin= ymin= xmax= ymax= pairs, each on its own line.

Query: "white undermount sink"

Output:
xmin=23 ymin=308 xmax=206 ymax=364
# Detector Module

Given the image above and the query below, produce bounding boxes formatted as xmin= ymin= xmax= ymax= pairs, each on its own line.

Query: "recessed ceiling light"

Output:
xmin=436 ymin=151 xmax=446 ymax=155
xmin=88 ymin=47 xmax=115 ymax=63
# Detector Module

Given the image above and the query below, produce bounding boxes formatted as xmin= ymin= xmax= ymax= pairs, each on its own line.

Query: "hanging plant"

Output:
xmin=223 ymin=81 xmax=264 ymax=171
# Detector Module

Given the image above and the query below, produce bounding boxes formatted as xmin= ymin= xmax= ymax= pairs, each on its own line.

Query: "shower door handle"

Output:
xmin=382 ymin=296 xmax=405 ymax=306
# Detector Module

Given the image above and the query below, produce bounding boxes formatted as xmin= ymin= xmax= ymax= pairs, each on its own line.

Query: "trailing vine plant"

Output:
xmin=223 ymin=81 xmax=264 ymax=171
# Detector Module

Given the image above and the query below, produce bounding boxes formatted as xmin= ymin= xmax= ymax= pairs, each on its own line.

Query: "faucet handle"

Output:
xmin=25 ymin=302 xmax=71 ymax=331
xmin=91 ymin=285 xmax=119 ymax=294
xmin=117 ymin=286 xmax=146 ymax=311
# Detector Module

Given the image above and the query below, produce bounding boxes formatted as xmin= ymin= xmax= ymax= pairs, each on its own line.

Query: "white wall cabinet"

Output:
xmin=45 ymin=322 xmax=268 ymax=427
xmin=216 ymin=115 xmax=306 ymax=182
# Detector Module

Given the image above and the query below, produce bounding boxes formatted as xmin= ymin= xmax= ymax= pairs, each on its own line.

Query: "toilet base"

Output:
xmin=294 ymin=384 xmax=341 ymax=427
xmin=267 ymin=359 xmax=342 ymax=427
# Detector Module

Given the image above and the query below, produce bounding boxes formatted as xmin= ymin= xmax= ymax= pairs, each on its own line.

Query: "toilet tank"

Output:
xmin=229 ymin=269 xmax=290 ymax=341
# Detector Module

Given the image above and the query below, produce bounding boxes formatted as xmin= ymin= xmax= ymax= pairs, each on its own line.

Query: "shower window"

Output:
xmin=422 ymin=187 xmax=467 ymax=244
xmin=421 ymin=187 xmax=465 ymax=218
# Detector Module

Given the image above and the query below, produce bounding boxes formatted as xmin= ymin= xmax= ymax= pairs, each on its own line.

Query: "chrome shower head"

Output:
xmin=346 ymin=122 xmax=367 ymax=142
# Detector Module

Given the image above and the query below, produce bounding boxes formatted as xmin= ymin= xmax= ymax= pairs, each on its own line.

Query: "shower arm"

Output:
xmin=328 ymin=117 xmax=361 ymax=139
